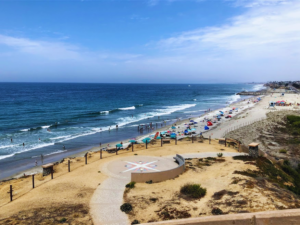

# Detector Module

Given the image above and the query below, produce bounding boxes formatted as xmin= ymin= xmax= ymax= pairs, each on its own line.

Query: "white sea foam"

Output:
xmin=44 ymin=150 xmax=67 ymax=156
xmin=119 ymin=106 xmax=135 ymax=110
xmin=0 ymin=154 xmax=14 ymax=160
xmin=252 ymin=84 xmax=266 ymax=91
xmin=41 ymin=125 xmax=50 ymax=129
xmin=100 ymin=111 xmax=109 ymax=114
xmin=227 ymin=94 xmax=241 ymax=104
xmin=0 ymin=144 xmax=18 ymax=149
xmin=50 ymin=135 xmax=71 ymax=140
xmin=20 ymin=128 xmax=30 ymax=132
xmin=19 ymin=143 xmax=55 ymax=154
xmin=117 ymin=104 xmax=196 ymax=127
xmin=193 ymin=99 xmax=197 ymax=101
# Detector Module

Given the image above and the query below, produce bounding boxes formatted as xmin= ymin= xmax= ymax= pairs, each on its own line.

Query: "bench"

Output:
xmin=42 ymin=163 xmax=54 ymax=176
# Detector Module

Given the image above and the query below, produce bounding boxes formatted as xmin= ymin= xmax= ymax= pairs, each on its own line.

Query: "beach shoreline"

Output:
xmin=2 ymin=94 xmax=259 ymax=181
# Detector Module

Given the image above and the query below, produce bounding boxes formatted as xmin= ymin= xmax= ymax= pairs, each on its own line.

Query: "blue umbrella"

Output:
xmin=219 ymin=111 xmax=224 ymax=114
xmin=190 ymin=120 xmax=194 ymax=122
xmin=129 ymin=140 xmax=136 ymax=143
xmin=194 ymin=122 xmax=198 ymax=124
xmin=171 ymin=133 xmax=176 ymax=135
xmin=191 ymin=128 xmax=196 ymax=131
xmin=156 ymin=136 xmax=161 ymax=139
xmin=142 ymin=137 xmax=151 ymax=143
xmin=116 ymin=144 xmax=123 ymax=147
xmin=171 ymin=126 xmax=176 ymax=129
xmin=204 ymin=126 xmax=209 ymax=130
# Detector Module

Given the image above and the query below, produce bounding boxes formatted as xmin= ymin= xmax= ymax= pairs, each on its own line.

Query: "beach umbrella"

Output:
xmin=191 ymin=128 xmax=196 ymax=131
xmin=116 ymin=143 xmax=123 ymax=147
xmin=161 ymin=131 xmax=166 ymax=134
xmin=142 ymin=138 xmax=151 ymax=143
xmin=129 ymin=140 xmax=136 ymax=143
xmin=219 ymin=111 xmax=224 ymax=114
xmin=190 ymin=120 xmax=194 ymax=122
xmin=156 ymin=136 xmax=161 ymax=139
xmin=171 ymin=126 xmax=176 ymax=129
xmin=171 ymin=132 xmax=176 ymax=135
xmin=194 ymin=122 xmax=198 ymax=124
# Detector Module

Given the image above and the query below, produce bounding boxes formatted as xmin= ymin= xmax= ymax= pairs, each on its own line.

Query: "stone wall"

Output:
xmin=131 ymin=154 xmax=185 ymax=183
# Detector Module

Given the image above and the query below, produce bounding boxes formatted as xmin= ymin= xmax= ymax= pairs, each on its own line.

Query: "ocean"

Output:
xmin=0 ymin=83 xmax=263 ymax=179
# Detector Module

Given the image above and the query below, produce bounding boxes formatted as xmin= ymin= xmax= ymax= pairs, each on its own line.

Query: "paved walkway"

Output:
xmin=89 ymin=152 xmax=246 ymax=225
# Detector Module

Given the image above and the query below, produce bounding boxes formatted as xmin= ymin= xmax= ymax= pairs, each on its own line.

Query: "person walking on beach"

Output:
xmin=35 ymin=160 xmax=38 ymax=167
xmin=41 ymin=154 xmax=44 ymax=164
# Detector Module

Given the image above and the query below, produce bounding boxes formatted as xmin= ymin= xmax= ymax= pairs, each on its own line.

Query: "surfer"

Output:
xmin=11 ymin=138 xmax=13 ymax=142
xmin=63 ymin=145 xmax=65 ymax=150
xmin=23 ymin=143 xmax=25 ymax=147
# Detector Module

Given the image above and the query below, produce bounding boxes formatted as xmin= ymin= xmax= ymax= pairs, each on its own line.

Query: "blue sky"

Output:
xmin=0 ymin=0 xmax=299 ymax=83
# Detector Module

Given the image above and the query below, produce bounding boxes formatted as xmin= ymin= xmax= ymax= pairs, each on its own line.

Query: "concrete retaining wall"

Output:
xmin=131 ymin=154 xmax=185 ymax=183
xmin=141 ymin=208 xmax=300 ymax=225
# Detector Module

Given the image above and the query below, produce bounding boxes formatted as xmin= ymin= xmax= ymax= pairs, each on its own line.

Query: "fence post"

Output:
xmin=225 ymin=138 xmax=227 ymax=147
xmin=32 ymin=175 xmax=35 ymax=189
xmin=68 ymin=160 xmax=70 ymax=172
xmin=175 ymin=137 xmax=177 ymax=145
xmin=51 ymin=167 xmax=53 ymax=179
xmin=116 ymin=148 xmax=118 ymax=155
xmin=209 ymin=136 xmax=211 ymax=144
xmin=161 ymin=138 xmax=163 ymax=147
xmin=100 ymin=149 xmax=102 ymax=159
xmin=85 ymin=153 xmax=87 ymax=164
xmin=132 ymin=143 xmax=134 ymax=152
xmin=146 ymin=141 xmax=148 ymax=149
xmin=9 ymin=185 xmax=13 ymax=202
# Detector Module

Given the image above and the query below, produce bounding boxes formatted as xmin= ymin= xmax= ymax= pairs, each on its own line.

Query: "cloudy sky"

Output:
xmin=0 ymin=0 xmax=299 ymax=83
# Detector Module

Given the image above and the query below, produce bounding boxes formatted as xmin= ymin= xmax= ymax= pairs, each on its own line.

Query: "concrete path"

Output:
xmin=89 ymin=152 xmax=246 ymax=225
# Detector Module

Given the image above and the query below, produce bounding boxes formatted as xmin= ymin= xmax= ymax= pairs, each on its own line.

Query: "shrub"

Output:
xmin=125 ymin=181 xmax=136 ymax=189
xmin=59 ymin=218 xmax=67 ymax=223
xmin=279 ymin=149 xmax=287 ymax=154
xmin=180 ymin=183 xmax=207 ymax=198
xmin=211 ymin=207 xmax=223 ymax=215
xmin=217 ymin=153 xmax=223 ymax=157
xmin=120 ymin=203 xmax=133 ymax=213
xmin=287 ymin=115 xmax=300 ymax=124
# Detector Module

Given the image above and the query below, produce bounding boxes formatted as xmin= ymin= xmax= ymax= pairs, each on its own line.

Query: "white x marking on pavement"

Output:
xmin=122 ymin=161 xmax=160 ymax=173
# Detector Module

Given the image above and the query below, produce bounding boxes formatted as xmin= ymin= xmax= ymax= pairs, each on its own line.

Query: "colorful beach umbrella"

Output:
xmin=129 ymin=140 xmax=136 ymax=143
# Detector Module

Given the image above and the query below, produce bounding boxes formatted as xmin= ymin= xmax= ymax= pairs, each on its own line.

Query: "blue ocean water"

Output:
xmin=0 ymin=83 xmax=262 ymax=178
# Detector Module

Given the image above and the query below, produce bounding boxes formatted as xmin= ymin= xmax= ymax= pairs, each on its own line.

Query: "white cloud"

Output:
xmin=0 ymin=0 xmax=300 ymax=82
xmin=0 ymin=34 xmax=81 ymax=60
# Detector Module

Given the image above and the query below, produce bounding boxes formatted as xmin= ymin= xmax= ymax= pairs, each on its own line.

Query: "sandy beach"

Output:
xmin=3 ymin=95 xmax=258 ymax=180
xmin=1 ymin=90 xmax=300 ymax=224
